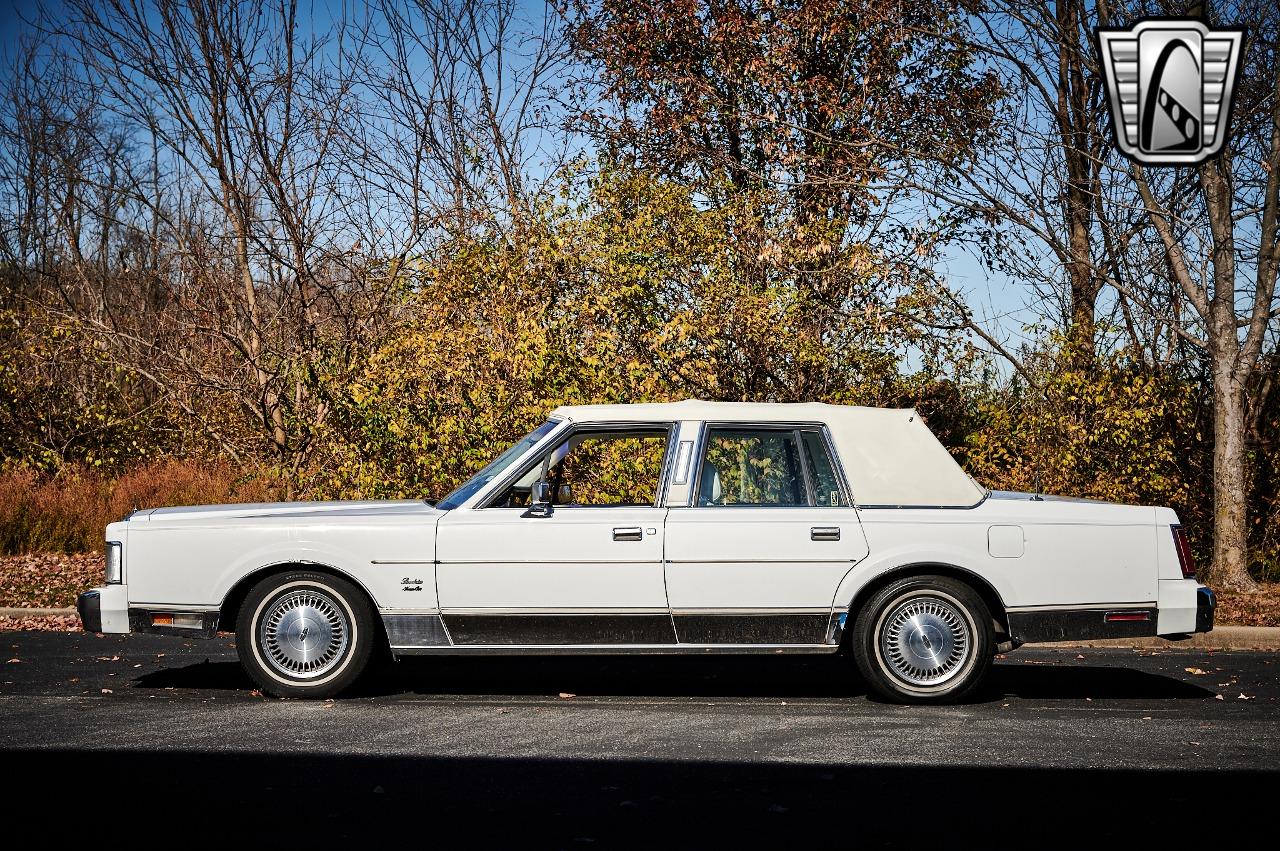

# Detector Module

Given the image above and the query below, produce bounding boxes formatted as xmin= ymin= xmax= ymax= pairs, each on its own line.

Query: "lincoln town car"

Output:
xmin=77 ymin=401 xmax=1215 ymax=703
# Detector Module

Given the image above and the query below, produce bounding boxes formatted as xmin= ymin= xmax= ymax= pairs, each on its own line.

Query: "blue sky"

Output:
xmin=0 ymin=0 xmax=1041 ymax=366
xmin=0 ymin=0 xmax=39 ymax=54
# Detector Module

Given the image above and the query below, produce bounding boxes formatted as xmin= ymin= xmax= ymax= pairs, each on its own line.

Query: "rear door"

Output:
xmin=663 ymin=424 xmax=868 ymax=645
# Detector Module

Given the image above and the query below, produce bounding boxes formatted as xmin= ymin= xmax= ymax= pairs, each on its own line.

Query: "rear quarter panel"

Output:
xmin=834 ymin=500 xmax=1159 ymax=610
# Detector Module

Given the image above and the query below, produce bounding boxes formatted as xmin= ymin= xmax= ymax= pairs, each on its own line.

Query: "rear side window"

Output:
xmin=697 ymin=429 xmax=806 ymax=506
xmin=802 ymin=431 xmax=848 ymax=507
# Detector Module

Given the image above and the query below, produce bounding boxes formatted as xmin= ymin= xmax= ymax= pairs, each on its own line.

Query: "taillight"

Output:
xmin=1171 ymin=525 xmax=1196 ymax=579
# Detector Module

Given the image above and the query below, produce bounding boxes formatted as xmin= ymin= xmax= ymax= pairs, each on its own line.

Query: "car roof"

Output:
xmin=549 ymin=400 xmax=986 ymax=507
xmin=550 ymin=399 xmax=908 ymax=424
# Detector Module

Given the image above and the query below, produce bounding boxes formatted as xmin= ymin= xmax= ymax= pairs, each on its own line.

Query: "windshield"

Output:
xmin=436 ymin=419 xmax=561 ymax=510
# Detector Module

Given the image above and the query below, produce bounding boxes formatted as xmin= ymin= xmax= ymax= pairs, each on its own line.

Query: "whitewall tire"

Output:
xmin=851 ymin=575 xmax=993 ymax=704
xmin=236 ymin=570 xmax=376 ymax=699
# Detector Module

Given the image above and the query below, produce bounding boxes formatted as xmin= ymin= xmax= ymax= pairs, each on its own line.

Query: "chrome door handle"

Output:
xmin=811 ymin=526 xmax=841 ymax=542
xmin=613 ymin=527 xmax=644 ymax=541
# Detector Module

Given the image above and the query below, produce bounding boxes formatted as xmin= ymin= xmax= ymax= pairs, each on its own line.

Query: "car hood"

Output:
xmin=131 ymin=499 xmax=442 ymax=525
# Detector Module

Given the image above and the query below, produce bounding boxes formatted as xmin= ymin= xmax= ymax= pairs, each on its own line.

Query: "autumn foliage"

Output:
xmin=0 ymin=0 xmax=1278 ymax=587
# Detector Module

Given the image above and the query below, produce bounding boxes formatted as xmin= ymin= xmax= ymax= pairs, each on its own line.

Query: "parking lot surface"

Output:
xmin=1 ymin=631 xmax=1275 ymax=844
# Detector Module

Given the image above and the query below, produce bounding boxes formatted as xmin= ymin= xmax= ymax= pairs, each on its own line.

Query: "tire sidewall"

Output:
xmin=236 ymin=571 xmax=375 ymax=698
xmin=853 ymin=575 xmax=993 ymax=704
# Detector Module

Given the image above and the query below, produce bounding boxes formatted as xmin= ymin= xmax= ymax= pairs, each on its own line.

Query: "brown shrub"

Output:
xmin=0 ymin=461 xmax=279 ymax=555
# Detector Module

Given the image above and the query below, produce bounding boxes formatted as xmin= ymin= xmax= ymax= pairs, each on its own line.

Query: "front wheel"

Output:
xmin=236 ymin=571 xmax=376 ymax=698
xmin=851 ymin=575 xmax=993 ymax=704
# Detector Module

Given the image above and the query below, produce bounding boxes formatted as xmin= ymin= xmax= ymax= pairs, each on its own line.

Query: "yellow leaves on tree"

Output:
xmin=310 ymin=166 xmax=946 ymax=501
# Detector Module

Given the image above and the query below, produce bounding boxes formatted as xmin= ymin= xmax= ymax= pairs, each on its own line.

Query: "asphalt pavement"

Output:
xmin=1 ymin=631 xmax=1277 ymax=845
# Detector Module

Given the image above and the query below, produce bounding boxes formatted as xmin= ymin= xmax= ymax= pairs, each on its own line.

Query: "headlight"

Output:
xmin=105 ymin=541 xmax=123 ymax=584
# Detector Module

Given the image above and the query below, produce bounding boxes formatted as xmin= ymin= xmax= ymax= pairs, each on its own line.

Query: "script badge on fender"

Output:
xmin=1096 ymin=19 xmax=1245 ymax=165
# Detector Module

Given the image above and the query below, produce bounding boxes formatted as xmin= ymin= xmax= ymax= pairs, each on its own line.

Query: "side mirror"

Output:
xmin=522 ymin=480 xmax=554 ymax=518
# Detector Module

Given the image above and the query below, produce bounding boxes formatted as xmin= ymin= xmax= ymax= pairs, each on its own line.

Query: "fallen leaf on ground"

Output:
xmin=558 ymin=692 xmax=576 ymax=699
xmin=5 ymin=658 xmax=19 ymax=663
xmin=100 ymin=688 xmax=112 ymax=694
xmin=1237 ymin=693 xmax=1254 ymax=700
xmin=1185 ymin=667 xmax=1208 ymax=675
xmin=1215 ymin=694 xmax=1225 ymax=700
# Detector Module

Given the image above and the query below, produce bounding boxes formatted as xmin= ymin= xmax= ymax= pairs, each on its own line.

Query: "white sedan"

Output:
xmin=77 ymin=401 xmax=1214 ymax=703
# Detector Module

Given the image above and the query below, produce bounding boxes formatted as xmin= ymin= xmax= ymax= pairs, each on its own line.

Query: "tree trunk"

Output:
xmin=1056 ymin=0 xmax=1099 ymax=367
xmin=1207 ymin=346 xmax=1258 ymax=592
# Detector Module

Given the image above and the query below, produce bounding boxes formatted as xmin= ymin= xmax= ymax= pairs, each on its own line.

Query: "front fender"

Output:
xmin=212 ymin=542 xmax=401 ymax=612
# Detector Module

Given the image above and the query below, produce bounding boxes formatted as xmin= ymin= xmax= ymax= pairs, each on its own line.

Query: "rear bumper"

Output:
xmin=77 ymin=585 xmax=130 ymax=633
xmin=1195 ymin=586 xmax=1215 ymax=633
xmin=1156 ymin=580 xmax=1212 ymax=636
xmin=1007 ymin=581 xmax=1215 ymax=645
xmin=1007 ymin=606 xmax=1158 ymax=644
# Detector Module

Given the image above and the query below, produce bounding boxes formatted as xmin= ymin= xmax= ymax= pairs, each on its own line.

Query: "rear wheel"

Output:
xmin=236 ymin=571 xmax=376 ymax=698
xmin=851 ymin=575 xmax=992 ymax=704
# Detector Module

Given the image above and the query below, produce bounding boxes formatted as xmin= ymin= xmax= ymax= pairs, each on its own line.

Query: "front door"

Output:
xmin=436 ymin=425 xmax=674 ymax=645
xmin=663 ymin=425 xmax=869 ymax=645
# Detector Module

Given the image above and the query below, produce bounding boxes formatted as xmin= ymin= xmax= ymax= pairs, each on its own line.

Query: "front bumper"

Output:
xmin=77 ymin=585 xmax=130 ymax=633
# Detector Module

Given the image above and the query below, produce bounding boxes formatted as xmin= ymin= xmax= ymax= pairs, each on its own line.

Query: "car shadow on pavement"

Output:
xmin=133 ymin=659 xmax=255 ymax=691
xmin=981 ymin=661 xmax=1215 ymax=701
xmin=1 ymin=748 xmax=1270 ymax=844
xmin=131 ymin=653 xmax=1217 ymax=702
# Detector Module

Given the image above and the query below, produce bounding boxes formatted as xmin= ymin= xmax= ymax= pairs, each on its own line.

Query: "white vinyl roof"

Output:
xmin=550 ymin=401 xmax=986 ymax=507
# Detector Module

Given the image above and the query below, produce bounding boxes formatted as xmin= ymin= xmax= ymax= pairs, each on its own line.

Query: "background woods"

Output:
xmin=0 ymin=0 xmax=1278 ymax=588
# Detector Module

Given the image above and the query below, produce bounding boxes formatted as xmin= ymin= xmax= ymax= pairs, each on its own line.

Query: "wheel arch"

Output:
xmin=219 ymin=561 xmax=383 ymax=637
xmin=841 ymin=562 xmax=1010 ymax=643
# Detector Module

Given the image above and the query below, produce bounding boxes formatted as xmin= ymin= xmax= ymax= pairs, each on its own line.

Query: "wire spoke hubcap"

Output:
xmin=259 ymin=589 xmax=349 ymax=680
xmin=879 ymin=595 xmax=972 ymax=687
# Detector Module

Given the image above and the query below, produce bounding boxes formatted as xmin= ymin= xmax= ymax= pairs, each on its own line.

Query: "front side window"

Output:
xmin=490 ymin=428 xmax=669 ymax=508
xmin=697 ymin=428 xmax=807 ymax=506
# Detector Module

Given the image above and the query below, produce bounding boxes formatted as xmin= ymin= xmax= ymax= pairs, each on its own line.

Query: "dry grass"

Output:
xmin=0 ymin=460 xmax=278 ymax=555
